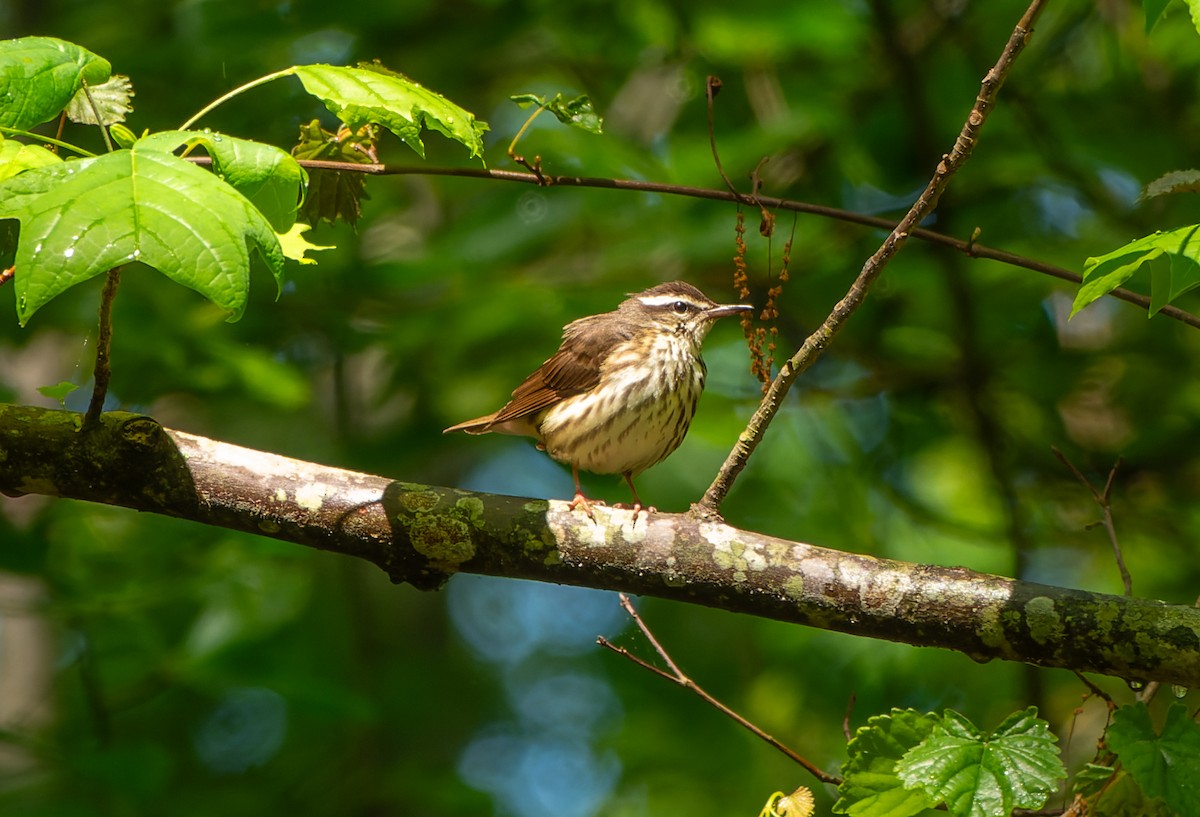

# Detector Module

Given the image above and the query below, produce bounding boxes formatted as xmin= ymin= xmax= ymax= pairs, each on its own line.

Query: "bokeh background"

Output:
xmin=3 ymin=1 xmax=1200 ymax=814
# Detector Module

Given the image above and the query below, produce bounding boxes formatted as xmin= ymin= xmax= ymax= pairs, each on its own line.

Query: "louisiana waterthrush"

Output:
xmin=444 ymin=281 xmax=752 ymax=516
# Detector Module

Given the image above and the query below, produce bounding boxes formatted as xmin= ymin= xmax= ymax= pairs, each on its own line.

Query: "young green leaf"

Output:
xmin=895 ymin=707 xmax=1065 ymax=817
xmin=0 ymin=36 xmax=112 ymax=129
xmin=291 ymin=120 xmax=376 ymax=226
xmin=137 ymin=130 xmax=305 ymax=232
xmin=292 ymin=63 xmax=488 ymax=160
xmin=510 ymin=92 xmax=604 ymax=134
xmin=0 ymin=134 xmax=62 ymax=182
xmin=0 ymin=141 xmax=284 ymax=325
xmin=64 ymin=73 xmax=134 ymax=126
xmin=833 ymin=708 xmax=940 ymax=817
xmin=1107 ymin=702 xmax=1200 ymax=817
xmin=1074 ymin=225 xmax=1200 ymax=317
xmin=36 ymin=381 xmax=78 ymax=405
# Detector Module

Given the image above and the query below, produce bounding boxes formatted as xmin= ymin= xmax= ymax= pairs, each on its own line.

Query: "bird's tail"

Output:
xmin=443 ymin=413 xmax=498 ymax=435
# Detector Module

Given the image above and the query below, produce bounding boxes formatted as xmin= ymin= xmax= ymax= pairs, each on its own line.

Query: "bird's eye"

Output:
xmin=672 ymin=300 xmax=689 ymax=315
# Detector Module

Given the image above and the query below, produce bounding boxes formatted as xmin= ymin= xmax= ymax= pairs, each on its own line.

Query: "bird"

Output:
xmin=444 ymin=281 xmax=753 ymax=517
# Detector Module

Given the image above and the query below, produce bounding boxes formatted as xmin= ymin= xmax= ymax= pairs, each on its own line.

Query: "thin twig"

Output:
xmin=705 ymin=76 xmax=738 ymax=197
xmin=598 ymin=593 xmax=840 ymax=785
xmin=181 ymin=155 xmax=1200 ymax=332
xmin=82 ymin=268 xmax=122 ymax=431
xmin=1051 ymin=448 xmax=1131 ymax=596
xmin=698 ymin=0 xmax=1050 ymax=514
xmin=842 ymin=692 xmax=856 ymax=742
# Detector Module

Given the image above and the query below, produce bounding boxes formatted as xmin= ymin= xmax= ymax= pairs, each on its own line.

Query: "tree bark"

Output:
xmin=2 ymin=402 xmax=1198 ymax=686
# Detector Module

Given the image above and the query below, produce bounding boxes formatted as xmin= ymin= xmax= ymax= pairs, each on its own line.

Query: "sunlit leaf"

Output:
xmin=1074 ymin=225 xmax=1200 ymax=317
xmin=0 ymin=134 xmax=61 ymax=182
xmin=0 ymin=36 xmax=112 ymax=129
xmin=510 ymin=92 xmax=604 ymax=134
xmin=0 ymin=137 xmax=284 ymax=325
xmin=896 ymin=708 xmax=1064 ymax=817
xmin=138 ymin=130 xmax=305 ymax=231
xmin=1107 ymin=702 xmax=1200 ymax=817
xmin=292 ymin=62 xmax=488 ymax=160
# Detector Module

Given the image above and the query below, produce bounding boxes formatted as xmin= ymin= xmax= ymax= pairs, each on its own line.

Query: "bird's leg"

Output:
xmin=566 ymin=467 xmax=598 ymax=520
xmin=616 ymin=472 xmax=656 ymax=517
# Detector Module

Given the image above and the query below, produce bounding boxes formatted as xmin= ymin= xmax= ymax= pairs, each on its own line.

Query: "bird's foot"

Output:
xmin=612 ymin=502 xmax=657 ymax=520
xmin=568 ymin=492 xmax=606 ymax=521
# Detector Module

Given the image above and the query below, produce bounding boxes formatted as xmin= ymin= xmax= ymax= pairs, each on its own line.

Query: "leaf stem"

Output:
xmin=507 ymin=104 xmax=546 ymax=158
xmin=0 ymin=125 xmax=96 ymax=157
xmin=80 ymin=79 xmax=114 ymax=153
xmin=178 ymin=68 xmax=297 ymax=131
xmin=82 ymin=268 xmax=122 ymax=432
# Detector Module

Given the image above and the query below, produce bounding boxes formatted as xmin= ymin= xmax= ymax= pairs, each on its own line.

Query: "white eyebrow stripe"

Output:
xmin=638 ymin=294 xmax=701 ymax=307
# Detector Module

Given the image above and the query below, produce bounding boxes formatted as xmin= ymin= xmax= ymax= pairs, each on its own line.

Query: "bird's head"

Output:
xmin=621 ymin=281 xmax=753 ymax=347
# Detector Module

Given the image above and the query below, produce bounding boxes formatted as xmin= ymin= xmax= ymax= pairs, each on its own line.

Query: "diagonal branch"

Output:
xmin=3 ymin=402 xmax=1200 ymax=688
xmin=698 ymin=0 xmax=1049 ymax=513
xmin=599 ymin=594 xmax=839 ymax=784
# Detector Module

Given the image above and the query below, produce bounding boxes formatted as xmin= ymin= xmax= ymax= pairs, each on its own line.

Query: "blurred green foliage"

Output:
xmin=2 ymin=0 xmax=1200 ymax=815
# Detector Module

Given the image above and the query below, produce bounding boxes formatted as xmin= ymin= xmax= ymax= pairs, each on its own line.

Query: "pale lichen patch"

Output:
xmin=294 ymin=482 xmax=330 ymax=512
xmin=1025 ymin=596 xmax=1064 ymax=645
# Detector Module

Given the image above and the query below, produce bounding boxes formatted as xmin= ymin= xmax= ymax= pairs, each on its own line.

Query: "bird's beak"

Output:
xmin=706 ymin=303 xmax=755 ymax=319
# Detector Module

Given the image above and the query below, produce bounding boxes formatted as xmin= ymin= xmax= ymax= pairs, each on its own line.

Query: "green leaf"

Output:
xmin=1071 ymin=763 xmax=1116 ymax=797
xmin=1107 ymin=702 xmax=1200 ymax=817
xmin=896 ymin=707 xmax=1065 ymax=817
xmin=0 ymin=134 xmax=61 ymax=182
xmin=36 ymin=380 xmax=78 ymax=405
xmin=64 ymin=73 xmax=134 ymax=126
xmin=1097 ymin=770 xmax=1176 ymax=817
xmin=291 ymin=119 xmax=375 ymax=226
xmin=834 ymin=708 xmax=941 ymax=817
xmin=0 ymin=139 xmax=284 ymax=325
xmin=1074 ymin=225 xmax=1200 ymax=317
xmin=138 ymin=130 xmax=305 ymax=231
xmin=292 ymin=63 xmax=488 ymax=160
xmin=0 ymin=36 xmax=112 ymax=129
xmin=1145 ymin=0 xmax=1174 ymax=33
xmin=510 ymin=92 xmax=604 ymax=134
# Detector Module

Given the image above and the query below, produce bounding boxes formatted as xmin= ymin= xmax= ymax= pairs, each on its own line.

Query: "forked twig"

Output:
xmin=598 ymin=593 xmax=840 ymax=785
xmin=1051 ymin=447 xmax=1131 ymax=596
xmin=82 ymin=267 xmax=122 ymax=431
xmin=698 ymin=0 xmax=1049 ymax=514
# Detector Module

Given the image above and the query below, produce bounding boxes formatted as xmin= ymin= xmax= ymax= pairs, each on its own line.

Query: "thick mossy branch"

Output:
xmin=2 ymin=403 xmax=1198 ymax=686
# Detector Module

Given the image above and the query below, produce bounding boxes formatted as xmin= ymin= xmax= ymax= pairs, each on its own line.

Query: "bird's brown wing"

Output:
xmin=487 ymin=314 xmax=632 ymax=425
